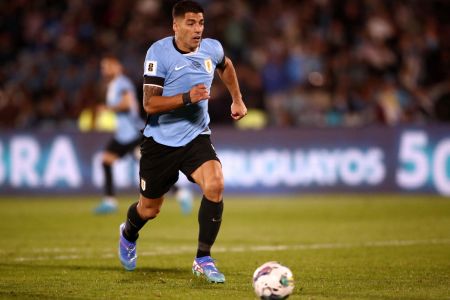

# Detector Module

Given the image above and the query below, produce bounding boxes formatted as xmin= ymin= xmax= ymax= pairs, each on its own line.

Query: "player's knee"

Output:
xmin=203 ymin=175 xmax=224 ymax=200
xmin=138 ymin=198 xmax=162 ymax=219
xmin=102 ymin=152 xmax=117 ymax=165
xmin=102 ymin=158 xmax=113 ymax=166
xmin=139 ymin=206 xmax=161 ymax=219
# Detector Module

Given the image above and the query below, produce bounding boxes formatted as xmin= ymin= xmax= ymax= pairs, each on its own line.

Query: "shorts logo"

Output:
xmin=145 ymin=60 xmax=157 ymax=76
xmin=204 ymin=58 xmax=213 ymax=73
xmin=140 ymin=178 xmax=146 ymax=191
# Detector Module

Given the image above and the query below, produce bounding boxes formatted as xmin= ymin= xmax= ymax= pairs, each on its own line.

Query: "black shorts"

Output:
xmin=139 ymin=134 xmax=220 ymax=198
xmin=105 ymin=136 xmax=142 ymax=158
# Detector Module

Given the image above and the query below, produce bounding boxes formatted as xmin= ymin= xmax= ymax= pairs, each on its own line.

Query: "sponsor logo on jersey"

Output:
xmin=175 ymin=64 xmax=188 ymax=71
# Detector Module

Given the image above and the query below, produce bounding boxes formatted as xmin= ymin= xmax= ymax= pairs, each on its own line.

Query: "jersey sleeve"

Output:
xmin=119 ymin=78 xmax=134 ymax=94
xmin=143 ymin=43 xmax=166 ymax=87
xmin=210 ymin=39 xmax=226 ymax=70
xmin=107 ymin=77 xmax=134 ymax=107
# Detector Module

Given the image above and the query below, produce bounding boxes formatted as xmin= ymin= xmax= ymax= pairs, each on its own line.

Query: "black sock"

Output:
xmin=103 ymin=162 xmax=114 ymax=196
xmin=123 ymin=202 xmax=149 ymax=242
xmin=196 ymin=196 xmax=223 ymax=258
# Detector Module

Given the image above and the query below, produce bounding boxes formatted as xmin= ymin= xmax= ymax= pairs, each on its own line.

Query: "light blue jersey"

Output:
xmin=142 ymin=37 xmax=225 ymax=147
xmin=106 ymin=74 xmax=142 ymax=143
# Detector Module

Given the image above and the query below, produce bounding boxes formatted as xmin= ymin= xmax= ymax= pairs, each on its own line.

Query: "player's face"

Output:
xmin=173 ymin=12 xmax=204 ymax=52
xmin=101 ymin=59 xmax=119 ymax=78
xmin=101 ymin=59 xmax=113 ymax=78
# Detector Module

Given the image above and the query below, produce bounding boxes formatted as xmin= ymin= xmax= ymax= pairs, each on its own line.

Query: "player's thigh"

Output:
xmin=139 ymin=137 xmax=181 ymax=198
xmin=103 ymin=137 xmax=140 ymax=163
xmin=103 ymin=138 xmax=121 ymax=163
xmin=180 ymin=135 xmax=222 ymax=186
xmin=190 ymin=160 xmax=224 ymax=189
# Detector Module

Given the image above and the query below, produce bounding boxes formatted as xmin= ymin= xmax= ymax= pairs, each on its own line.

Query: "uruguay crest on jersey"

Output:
xmin=204 ymin=58 xmax=213 ymax=73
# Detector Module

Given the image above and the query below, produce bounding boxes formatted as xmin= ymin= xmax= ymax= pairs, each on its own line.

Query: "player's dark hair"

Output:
xmin=102 ymin=53 xmax=120 ymax=63
xmin=172 ymin=0 xmax=204 ymax=19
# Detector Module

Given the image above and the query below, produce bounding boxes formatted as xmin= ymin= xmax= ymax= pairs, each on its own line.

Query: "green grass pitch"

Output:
xmin=0 ymin=195 xmax=449 ymax=299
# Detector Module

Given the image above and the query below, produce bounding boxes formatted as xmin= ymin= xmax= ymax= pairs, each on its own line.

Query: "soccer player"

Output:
xmin=118 ymin=0 xmax=247 ymax=284
xmin=94 ymin=55 xmax=143 ymax=214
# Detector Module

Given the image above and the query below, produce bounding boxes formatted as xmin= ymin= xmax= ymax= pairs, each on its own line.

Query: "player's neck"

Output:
xmin=173 ymin=37 xmax=197 ymax=54
xmin=110 ymin=72 xmax=121 ymax=80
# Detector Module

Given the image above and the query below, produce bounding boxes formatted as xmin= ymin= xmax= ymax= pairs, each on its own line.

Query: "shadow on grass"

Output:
xmin=0 ymin=262 xmax=229 ymax=293
xmin=0 ymin=262 xmax=186 ymax=274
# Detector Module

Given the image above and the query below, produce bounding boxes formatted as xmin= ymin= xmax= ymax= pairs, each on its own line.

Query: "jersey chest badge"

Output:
xmin=204 ymin=58 xmax=213 ymax=74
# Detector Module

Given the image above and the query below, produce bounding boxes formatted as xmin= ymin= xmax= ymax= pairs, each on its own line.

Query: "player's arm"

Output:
xmin=216 ymin=56 xmax=247 ymax=120
xmin=142 ymin=84 xmax=210 ymax=115
xmin=142 ymin=45 xmax=209 ymax=114
xmin=108 ymin=91 xmax=134 ymax=113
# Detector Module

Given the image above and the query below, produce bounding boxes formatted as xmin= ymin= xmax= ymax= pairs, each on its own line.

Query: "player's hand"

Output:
xmin=231 ymin=100 xmax=247 ymax=120
xmin=190 ymin=84 xmax=210 ymax=103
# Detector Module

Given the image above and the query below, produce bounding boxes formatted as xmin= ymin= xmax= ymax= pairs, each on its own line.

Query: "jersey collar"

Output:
xmin=172 ymin=37 xmax=200 ymax=55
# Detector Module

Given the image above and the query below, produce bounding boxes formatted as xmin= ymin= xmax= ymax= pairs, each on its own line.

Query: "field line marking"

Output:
xmin=10 ymin=238 xmax=450 ymax=262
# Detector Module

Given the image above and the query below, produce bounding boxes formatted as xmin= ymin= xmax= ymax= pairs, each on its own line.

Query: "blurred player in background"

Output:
xmin=95 ymin=55 xmax=194 ymax=214
xmin=118 ymin=0 xmax=247 ymax=283
xmin=93 ymin=55 xmax=143 ymax=214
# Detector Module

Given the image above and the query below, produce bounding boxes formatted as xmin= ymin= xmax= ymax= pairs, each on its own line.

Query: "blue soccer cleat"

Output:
xmin=94 ymin=198 xmax=118 ymax=215
xmin=192 ymin=256 xmax=225 ymax=283
xmin=118 ymin=223 xmax=137 ymax=271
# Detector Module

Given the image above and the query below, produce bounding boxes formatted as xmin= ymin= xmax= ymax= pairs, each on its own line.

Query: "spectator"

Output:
xmin=0 ymin=0 xmax=449 ymax=129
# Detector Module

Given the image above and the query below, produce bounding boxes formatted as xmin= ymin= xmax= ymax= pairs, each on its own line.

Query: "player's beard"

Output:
xmin=191 ymin=36 xmax=201 ymax=50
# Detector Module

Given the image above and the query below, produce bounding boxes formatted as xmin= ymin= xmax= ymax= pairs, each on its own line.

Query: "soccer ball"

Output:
xmin=252 ymin=261 xmax=294 ymax=299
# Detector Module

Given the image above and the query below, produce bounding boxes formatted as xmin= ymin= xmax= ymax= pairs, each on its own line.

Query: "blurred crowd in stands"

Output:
xmin=1 ymin=0 xmax=449 ymax=129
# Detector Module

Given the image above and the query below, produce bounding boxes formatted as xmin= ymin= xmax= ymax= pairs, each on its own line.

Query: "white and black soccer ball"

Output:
xmin=252 ymin=261 xmax=294 ymax=300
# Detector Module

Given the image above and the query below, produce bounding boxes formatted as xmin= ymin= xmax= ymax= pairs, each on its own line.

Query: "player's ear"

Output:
xmin=173 ymin=20 xmax=178 ymax=33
